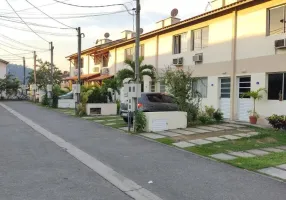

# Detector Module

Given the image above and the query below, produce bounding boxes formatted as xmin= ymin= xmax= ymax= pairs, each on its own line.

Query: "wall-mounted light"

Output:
xmin=242 ymin=69 xmax=247 ymax=73
xmin=211 ymin=84 xmax=214 ymax=86
xmin=256 ymin=81 xmax=259 ymax=85
xmin=222 ymin=72 xmax=227 ymax=75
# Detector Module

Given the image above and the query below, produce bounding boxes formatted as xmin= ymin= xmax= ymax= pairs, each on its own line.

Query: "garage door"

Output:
xmin=238 ymin=77 xmax=253 ymax=121
xmin=219 ymin=78 xmax=231 ymax=119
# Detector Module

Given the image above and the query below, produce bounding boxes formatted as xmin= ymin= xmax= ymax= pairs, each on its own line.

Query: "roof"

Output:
xmin=0 ymin=59 xmax=9 ymax=64
xmin=88 ymin=74 xmax=114 ymax=82
xmin=63 ymin=73 xmax=100 ymax=81
xmin=66 ymin=0 xmax=267 ymax=57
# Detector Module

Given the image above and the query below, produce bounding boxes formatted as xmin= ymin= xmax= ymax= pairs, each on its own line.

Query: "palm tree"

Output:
xmin=116 ymin=56 xmax=155 ymax=85
xmin=242 ymin=88 xmax=267 ymax=118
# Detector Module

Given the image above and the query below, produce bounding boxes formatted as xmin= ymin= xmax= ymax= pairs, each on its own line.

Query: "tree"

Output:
xmin=162 ymin=68 xmax=200 ymax=123
xmin=242 ymin=88 xmax=267 ymax=117
xmin=116 ymin=56 xmax=155 ymax=85
xmin=0 ymin=74 xmax=20 ymax=99
xmin=28 ymin=59 xmax=63 ymax=90
xmin=101 ymin=77 xmax=121 ymax=102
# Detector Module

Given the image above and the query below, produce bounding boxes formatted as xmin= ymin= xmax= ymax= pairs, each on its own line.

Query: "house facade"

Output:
xmin=66 ymin=0 xmax=286 ymax=123
xmin=0 ymin=59 xmax=8 ymax=79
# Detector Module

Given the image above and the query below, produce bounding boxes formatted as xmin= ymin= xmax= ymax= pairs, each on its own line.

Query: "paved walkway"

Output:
xmin=2 ymin=101 xmax=286 ymax=200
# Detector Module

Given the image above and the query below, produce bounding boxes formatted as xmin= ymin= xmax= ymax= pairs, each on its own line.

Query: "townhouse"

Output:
xmin=65 ymin=0 xmax=286 ymax=123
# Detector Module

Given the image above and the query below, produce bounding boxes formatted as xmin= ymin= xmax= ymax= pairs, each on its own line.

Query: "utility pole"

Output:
xmin=77 ymin=27 xmax=82 ymax=105
xmin=33 ymin=51 xmax=37 ymax=84
xmin=23 ymin=57 xmax=26 ymax=85
xmin=133 ymin=0 xmax=141 ymax=132
xmin=50 ymin=42 xmax=54 ymax=86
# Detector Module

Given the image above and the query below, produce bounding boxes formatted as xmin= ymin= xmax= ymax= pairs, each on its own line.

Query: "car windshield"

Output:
xmin=146 ymin=94 xmax=174 ymax=103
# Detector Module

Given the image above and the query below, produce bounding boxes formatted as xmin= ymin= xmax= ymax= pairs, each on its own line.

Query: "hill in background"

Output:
xmin=6 ymin=64 xmax=33 ymax=84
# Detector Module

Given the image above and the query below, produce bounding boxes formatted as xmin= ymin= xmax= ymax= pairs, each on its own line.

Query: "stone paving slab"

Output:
xmin=82 ymin=116 xmax=96 ymax=119
xmin=258 ymin=167 xmax=286 ymax=180
xmin=119 ymin=127 xmax=133 ymax=131
xmin=245 ymin=132 xmax=260 ymax=136
xmin=156 ymin=131 xmax=181 ymax=137
xmin=223 ymin=123 xmax=245 ymax=128
xmin=172 ymin=141 xmax=195 ymax=148
xmin=209 ymin=125 xmax=233 ymax=130
xmin=106 ymin=119 xmax=120 ymax=122
xmin=185 ymin=128 xmax=210 ymax=133
xmin=228 ymin=151 xmax=256 ymax=158
xmin=246 ymin=149 xmax=270 ymax=156
xmin=277 ymin=146 xmax=286 ymax=150
xmin=220 ymin=135 xmax=241 ymax=140
xmin=235 ymin=133 xmax=250 ymax=137
xmin=171 ymin=129 xmax=196 ymax=135
xmin=105 ymin=122 xmax=116 ymax=126
xmin=140 ymin=133 xmax=166 ymax=139
xmin=188 ymin=139 xmax=212 ymax=145
xmin=261 ymin=147 xmax=284 ymax=153
xmin=237 ymin=129 xmax=252 ymax=132
xmin=205 ymin=137 xmax=228 ymax=142
xmin=277 ymin=164 xmax=286 ymax=170
xmin=94 ymin=120 xmax=105 ymax=122
xmin=196 ymin=126 xmax=223 ymax=132
xmin=210 ymin=153 xmax=237 ymax=160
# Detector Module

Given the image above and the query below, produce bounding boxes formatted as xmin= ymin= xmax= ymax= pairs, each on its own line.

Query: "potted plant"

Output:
xmin=242 ymin=88 xmax=267 ymax=124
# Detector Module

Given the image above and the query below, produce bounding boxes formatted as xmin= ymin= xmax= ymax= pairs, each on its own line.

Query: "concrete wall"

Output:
xmin=58 ymin=99 xmax=75 ymax=109
xmin=86 ymin=103 xmax=117 ymax=116
xmin=144 ymin=111 xmax=187 ymax=132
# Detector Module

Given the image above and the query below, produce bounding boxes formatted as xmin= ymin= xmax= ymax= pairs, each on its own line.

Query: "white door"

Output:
xmin=219 ymin=78 xmax=231 ymax=119
xmin=238 ymin=77 xmax=253 ymax=121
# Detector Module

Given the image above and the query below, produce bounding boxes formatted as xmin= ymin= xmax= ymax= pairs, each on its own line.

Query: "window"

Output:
xmin=192 ymin=27 xmax=209 ymax=51
xmin=268 ymin=73 xmax=286 ymax=100
xmin=268 ymin=5 xmax=286 ymax=35
xmin=173 ymin=33 xmax=187 ymax=54
xmin=75 ymin=58 xmax=84 ymax=69
xmin=160 ymin=80 xmax=166 ymax=93
xmin=150 ymin=81 xmax=155 ymax=92
xmin=146 ymin=94 xmax=174 ymax=103
xmin=192 ymin=77 xmax=208 ymax=98
xmin=220 ymin=78 xmax=231 ymax=98
xmin=102 ymin=55 xmax=108 ymax=67
xmin=239 ymin=77 xmax=251 ymax=98
xmin=125 ymin=45 xmax=144 ymax=60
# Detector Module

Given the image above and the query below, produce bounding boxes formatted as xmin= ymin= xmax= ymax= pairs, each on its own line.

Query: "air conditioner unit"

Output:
xmin=173 ymin=57 xmax=183 ymax=65
xmin=275 ymin=39 xmax=286 ymax=49
xmin=74 ymin=69 xmax=83 ymax=76
xmin=93 ymin=67 xmax=100 ymax=73
xmin=101 ymin=68 xmax=109 ymax=75
xmin=193 ymin=54 xmax=203 ymax=62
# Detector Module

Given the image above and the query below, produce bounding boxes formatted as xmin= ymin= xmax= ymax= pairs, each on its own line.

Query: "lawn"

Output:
xmin=156 ymin=138 xmax=176 ymax=145
xmin=225 ymin=152 xmax=286 ymax=170
xmin=185 ymin=127 xmax=286 ymax=156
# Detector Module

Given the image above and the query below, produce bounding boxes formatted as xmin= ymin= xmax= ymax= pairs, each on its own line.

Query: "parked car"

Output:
xmin=120 ymin=92 xmax=178 ymax=122
xmin=59 ymin=91 xmax=73 ymax=99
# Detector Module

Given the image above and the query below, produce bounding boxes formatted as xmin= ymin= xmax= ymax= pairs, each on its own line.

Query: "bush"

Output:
xmin=198 ymin=112 xmax=211 ymax=124
xmin=87 ymin=87 xmax=108 ymax=103
xmin=267 ymin=114 xmax=286 ymax=130
xmin=51 ymin=88 xmax=59 ymax=108
xmin=213 ymin=109 xmax=224 ymax=122
xmin=116 ymin=99 xmax=120 ymax=115
xmin=41 ymin=93 xmax=49 ymax=106
xmin=134 ymin=111 xmax=146 ymax=133
xmin=205 ymin=105 xmax=215 ymax=118
xmin=76 ymin=103 xmax=86 ymax=117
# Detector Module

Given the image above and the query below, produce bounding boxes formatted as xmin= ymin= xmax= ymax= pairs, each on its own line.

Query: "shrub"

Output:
xmin=134 ymin=111 xmax=146 ymax=133
xmin=198 ymin=112 xmax=211 ymax=124
xmin=41 ymin=93 xmax=49 ymax=106
xmin=267 ymin=114 xmax=286 ymax=130
xmin=116 ymin=99 xmax=120 ymax=115
xmin=213 ymin=109 xmax=224 ymax=122
xmin=205 ymin=105 xmax=215 ymax=118
xmin=76 ymin=103 xmax=86 ymax=117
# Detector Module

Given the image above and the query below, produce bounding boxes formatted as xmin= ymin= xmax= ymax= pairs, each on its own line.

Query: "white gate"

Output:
xmin=238 ymin=77 xmax=253 ymax=121
xmin=219 ymin=78 xmax=231 ymax=119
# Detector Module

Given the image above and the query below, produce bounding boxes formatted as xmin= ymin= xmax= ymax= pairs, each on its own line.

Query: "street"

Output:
xmin=1 ymin=101 xmax=286 ymax=200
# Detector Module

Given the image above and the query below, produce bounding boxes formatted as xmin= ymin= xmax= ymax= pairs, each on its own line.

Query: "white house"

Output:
xmin=0 ymin=58 xmax=8 ymax=79
xmin=66 ymin=0 xmax=286 ymax=124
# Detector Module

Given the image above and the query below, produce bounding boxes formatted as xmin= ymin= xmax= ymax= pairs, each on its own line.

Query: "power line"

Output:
xmin=51 ymin=0 xmax=134 ymax=15
xmin=24 ymin=0 xmax=75 ymax=30
xmin=0 ymin=10 xmax=130 ymax=19
xmin=5 ymin=0 xmax=49 ymax=43
xmin=0 ymin=33 xmax=48 ymax=51
xmin=0 ymin=17 xmax=72 ymax=29
xmin=0 ymin=41 xmax=34 ymax=52
xmin=0 ymin=22 xmax=76 ymax=37
xmin=0 ymin=50 xmax=49 ymax=57
xmin=0 ymin=47 xmax=23 ymax=58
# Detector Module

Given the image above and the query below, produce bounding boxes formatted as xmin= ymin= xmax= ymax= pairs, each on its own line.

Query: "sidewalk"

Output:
xmin=3 ymin=101 xmax=286 ymax=200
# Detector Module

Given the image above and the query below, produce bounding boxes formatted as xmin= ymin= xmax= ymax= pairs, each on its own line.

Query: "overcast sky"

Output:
xmin=0 ymin=0 xmax=209 ymax=71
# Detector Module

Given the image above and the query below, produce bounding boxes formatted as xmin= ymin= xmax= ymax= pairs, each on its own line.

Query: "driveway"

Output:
xmin=2 ymin=101 xmax=286 ymax=200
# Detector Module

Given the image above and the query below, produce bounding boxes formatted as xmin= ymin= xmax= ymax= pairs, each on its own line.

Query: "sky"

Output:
xmin=0 ymin=0 xmax=210 ymax=71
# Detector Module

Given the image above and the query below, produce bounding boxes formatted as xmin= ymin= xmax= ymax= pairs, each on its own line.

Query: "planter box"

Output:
xmin=86 ymin=103 xmax=117 ymax=116
xmin=144 ymin=111 xmax=187 ymax=132
xmin=58 ymin=99 xmax=75 ymax=108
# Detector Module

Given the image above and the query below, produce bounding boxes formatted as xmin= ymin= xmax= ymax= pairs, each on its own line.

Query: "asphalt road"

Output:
xmin=2 ymin=101 xmax=286 ymax=200
xmin=0 ymin=104 xmax=131 ymax=200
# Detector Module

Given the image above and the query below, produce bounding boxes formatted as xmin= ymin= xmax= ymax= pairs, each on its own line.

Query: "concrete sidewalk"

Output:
xmin=3 ymin=101 xmax=286 ymax=200
xmin=0 ymin=105 xmax=131 ymax=200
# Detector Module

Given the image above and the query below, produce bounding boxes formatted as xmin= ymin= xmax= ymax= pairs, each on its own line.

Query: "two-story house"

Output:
xmin=65 ymin=0 xmax=286 ymax=124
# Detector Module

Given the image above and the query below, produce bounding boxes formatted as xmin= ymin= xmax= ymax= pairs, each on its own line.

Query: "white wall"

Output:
xmin=0 ymin=62 xmax=7 ymax=79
